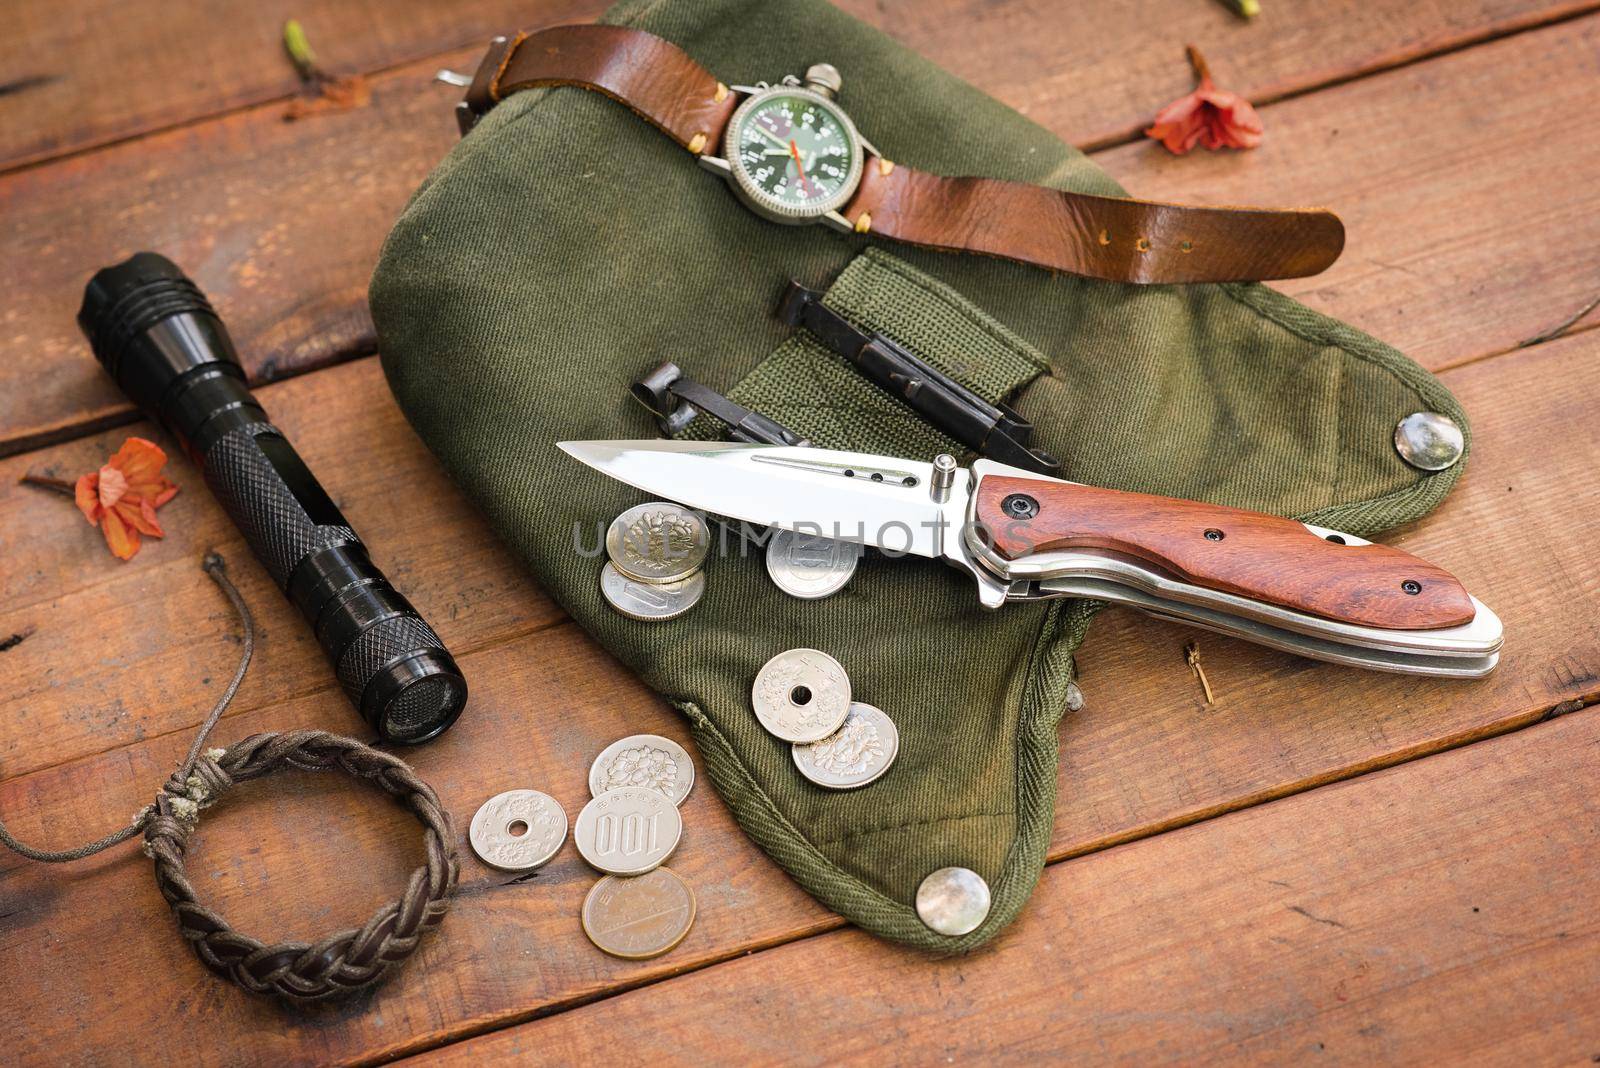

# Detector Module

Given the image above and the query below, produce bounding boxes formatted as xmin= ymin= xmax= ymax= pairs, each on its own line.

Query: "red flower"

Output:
xmin=73 ymin=437 xmax=180 ymax=560
xmin=1145 ymin=46 xmax=1263 ymax=154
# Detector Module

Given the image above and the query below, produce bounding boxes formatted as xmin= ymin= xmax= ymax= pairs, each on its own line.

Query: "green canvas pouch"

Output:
xmin=369 ymin=0 xmax=1469 ymax=950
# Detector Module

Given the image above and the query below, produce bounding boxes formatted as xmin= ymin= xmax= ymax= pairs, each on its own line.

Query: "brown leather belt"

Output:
xmin=459 ymin=24 xmax=1345 ymax=286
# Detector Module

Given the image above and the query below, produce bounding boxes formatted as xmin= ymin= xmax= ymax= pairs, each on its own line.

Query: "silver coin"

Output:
xmin=751 ymin=648 xmax=851 ymax=743
xmin=573 ymin=787 xmax=683 ymax=875
xmin=468 ymin=789 xmax=568 ymax=872
xmin=600 ymin=562 xmax=705 ymax=622
xmin=589 ymin=734 xmax=695 ymax=806
xmin=765 ymin=529 xmax=861 ymax=600
xmin=791 ymin=702 xmax=899 ymax=789
xmin=606 ymin=502 xmax=710 ymax=583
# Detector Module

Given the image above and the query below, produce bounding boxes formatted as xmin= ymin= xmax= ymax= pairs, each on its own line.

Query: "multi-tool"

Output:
xmin=559 ymin=441 xmax=1502 ymax=677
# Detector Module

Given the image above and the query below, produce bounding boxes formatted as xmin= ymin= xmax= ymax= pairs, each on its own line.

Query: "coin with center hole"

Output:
xmin=589 ymin=734 xmax=695 ymax=806
xmin=751 ymin=648 xmax=851 ymax=743
xmin=606 ymin=502 xmax=710 ymax=583
xmin=573 ymin=787 xmax=683 ymax=875
xmin=792 ymin=702 xmax=899 ymax=789
xmin=765 ymin=529 xmax=861 ymax=599
xmin=581 ymin=867 xmax=697 ymax=960
xmin=468 ymin=789 xmax=568 ymax=872
xmin=600 ymin=562 xmax=705 ymax=622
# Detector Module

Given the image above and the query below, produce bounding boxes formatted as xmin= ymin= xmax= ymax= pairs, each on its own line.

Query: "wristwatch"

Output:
xmin=456 ymin=24 xmax=1344 ymax=285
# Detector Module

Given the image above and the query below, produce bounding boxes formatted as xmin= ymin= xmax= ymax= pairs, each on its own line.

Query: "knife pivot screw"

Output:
xmin=930 ymin=453 xmax=958 ymax=502
xmin=1402 ymin=580 xmax=1422 ymax=595
xmin=1204 ymin=528 xmax=1225 ymax=541
xmin=1000 ymin=493 xmax=1039 ymax=520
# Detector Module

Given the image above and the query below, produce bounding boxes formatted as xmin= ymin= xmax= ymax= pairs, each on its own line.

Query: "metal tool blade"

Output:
xmin=558 ymin=440 xmax=966 ymax=559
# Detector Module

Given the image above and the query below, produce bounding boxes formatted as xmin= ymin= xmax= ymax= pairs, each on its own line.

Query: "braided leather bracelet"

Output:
xmin=0 ymin=555 xmax=460 ymax=1001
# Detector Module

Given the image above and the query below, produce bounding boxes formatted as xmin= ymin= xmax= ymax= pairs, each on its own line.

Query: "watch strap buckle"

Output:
xmin=456 ymin=34 xmax=520 ymax=136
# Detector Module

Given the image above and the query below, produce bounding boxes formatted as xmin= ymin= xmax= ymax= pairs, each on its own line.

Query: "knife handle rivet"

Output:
xmin=1000 ymin=493 xmax=1039 ymax=520
xmin=1204 ymin=528 xmax=1225 ymax=542
xmin=1402 ymin=580 xmax=1422 ymax=595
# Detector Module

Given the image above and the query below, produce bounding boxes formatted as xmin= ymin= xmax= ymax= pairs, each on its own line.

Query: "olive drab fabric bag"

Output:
xmin=370 ymin=0 xmax=1469 ymax=949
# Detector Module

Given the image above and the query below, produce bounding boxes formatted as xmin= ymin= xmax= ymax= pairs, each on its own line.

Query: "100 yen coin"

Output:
xmin=574 ymin=787 xmax=682 ymax=875
xmin=589 ymin=734 xmax=695 ymax=806
xmin=607 ymin=502 xmax=709 ymax=583
xmin=601 ymin=562 xmax=704 ymax=622
xmin=766 ymin=529 xmax=861 ymax=600
xmin=581 ymin=867 xmax=697 ymax=960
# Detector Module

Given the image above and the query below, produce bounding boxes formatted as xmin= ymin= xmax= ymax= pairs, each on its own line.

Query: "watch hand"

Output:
xmin=751 ymin=124 xmax=788 ymax=149
xmin=789 ymin=139 xmax=812 ymax=195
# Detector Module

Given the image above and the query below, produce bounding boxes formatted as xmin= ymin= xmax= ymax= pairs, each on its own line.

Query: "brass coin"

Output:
xmin=606 ymin=502 xmax=710 ymax=583
xmin=581 ymin=867 xmax=697 ymax=960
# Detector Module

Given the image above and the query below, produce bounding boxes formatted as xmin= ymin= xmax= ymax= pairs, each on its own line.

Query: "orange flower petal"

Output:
xmin=108 ymin=437 xmax=168 ymax=486
xmin=100 ymin=509 xmax=140 ymax=560
xmin=97 ymin=463 xmax=129 ymax=509
xmin=75 ymin=473 xmax=103 ymax=524
xmin=115 ymin=498 xmax=164 ymax=538
xmin=150 ymin=481 xmax=179 ymax=508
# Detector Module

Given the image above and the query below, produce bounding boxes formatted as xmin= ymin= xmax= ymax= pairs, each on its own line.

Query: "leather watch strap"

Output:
xmin=461 ymin=25 xmax=1345 ymax=285
xmin=465 ymin=24 xmax=738 ymax=153
xmin=843 ymin=160 xmax=1344 ymax=283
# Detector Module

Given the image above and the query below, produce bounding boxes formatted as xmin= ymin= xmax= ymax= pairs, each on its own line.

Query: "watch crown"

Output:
xmin=802 ymin=63 xmax=842 ymax=100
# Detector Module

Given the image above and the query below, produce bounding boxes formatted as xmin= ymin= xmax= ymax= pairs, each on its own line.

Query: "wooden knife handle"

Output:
xmin=974 ymin=476 xmax=1475 ymax=630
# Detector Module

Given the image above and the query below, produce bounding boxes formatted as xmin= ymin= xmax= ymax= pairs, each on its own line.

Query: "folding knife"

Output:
xmin=559 ymin=440 xmax=1502 ymax=677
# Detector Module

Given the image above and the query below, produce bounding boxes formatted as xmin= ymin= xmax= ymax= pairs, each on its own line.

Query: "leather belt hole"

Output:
xmin=1180 ymin=240 xmax=1194 ymax=253
xmin=1097 ymin=229 xmax=1111 ymax=246
xmin=1136 ymin=237 xmax=1152 ymax=253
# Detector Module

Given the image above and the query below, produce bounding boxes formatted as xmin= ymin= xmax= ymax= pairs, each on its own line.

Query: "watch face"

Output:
xmin=724 ymin=88 xmax=863 ymax=222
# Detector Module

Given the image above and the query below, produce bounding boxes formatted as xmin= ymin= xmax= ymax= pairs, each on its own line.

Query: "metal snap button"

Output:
xmin=1394 ymin=412 xmax=1464 ymax=471
xmin=916 ymin=866 xmax=992 ymax=936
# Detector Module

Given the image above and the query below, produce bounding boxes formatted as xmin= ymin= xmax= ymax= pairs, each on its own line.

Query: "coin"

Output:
xmin=573 ymin=787 xmax=683 ymax=875
xmin=468 ymin=789 xmax=568 ymax=872
xmin=791 ymin=701 xmax=899 ymax=789
xmin=589 ymin=734 xmax=695 ymax=806
xmin=600 ymin=562 xmax=705 ymax=622
xmin=765 ymin=529 xmax=861 ymax=600
xmin=606 ymin=502 xmax=710 ymax=583
xmin=581 ymin=867 xmax=697 ymax=960
xmin=751 ymin=648 xmax=851 ymax=743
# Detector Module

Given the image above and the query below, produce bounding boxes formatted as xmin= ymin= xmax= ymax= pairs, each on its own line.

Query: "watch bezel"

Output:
xmin=721 ymin=85 xmax=865 ymax=224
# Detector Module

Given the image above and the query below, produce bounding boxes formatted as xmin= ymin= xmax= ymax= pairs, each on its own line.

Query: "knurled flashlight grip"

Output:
xmin=78 ymin=253 xmax=466 ymax=743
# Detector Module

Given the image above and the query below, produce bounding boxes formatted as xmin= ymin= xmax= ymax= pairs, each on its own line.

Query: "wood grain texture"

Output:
xmin=2 ymin=0 xmax=1580 ymax=171
xmin=0 ymin=328 xmax=1594 ymax=1067
xmin=0 ymin=0 xmax=610 ymax=171
xmin=1095 ymin=14 xmax=1600 ymax=372
xmin=974 ymin=474 xmax=1477 ymax=629
xmin=5 ymin=7 xmax=1600 ymax=456
xmin=410 ymin=704 xmax=1600 ymax=1067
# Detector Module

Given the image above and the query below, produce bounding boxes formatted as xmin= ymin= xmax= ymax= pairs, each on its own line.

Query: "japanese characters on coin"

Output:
xmin=751 ymin=647 xmax=852 ymax=743
xmin=582 ymin=867 xmax=698 ymax=960
xmin=600 ymin=561 xmax=705 ymax=621
xmin=574 ymin=787 xmax=683 ymax=875
xmin=589 ymin=734 xmax=696 ymax=806
xmin=468 ymin=789 xmax=568 ymax=872
xmin=765 ymin=528 xmax=861 ymax=599
xmin=606 ymin=501 xmax=710 ymax=583
xmin=792 ymin=701 xmax=899 ymax=789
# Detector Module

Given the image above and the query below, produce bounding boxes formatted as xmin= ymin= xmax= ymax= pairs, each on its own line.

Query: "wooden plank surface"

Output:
xmin=411 ymin=703 xmax=1600 ymax=1067
xmin=4 ymin=7 xmax=1599 ymax=457
xmin=2 ymin=0 xmax=1582 ymax=170
xmin=1 ymin=331 xmax=1593 ymax=1065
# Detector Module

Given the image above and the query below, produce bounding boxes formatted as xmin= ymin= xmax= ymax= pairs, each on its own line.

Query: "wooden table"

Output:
xmin=3 ymin=2 xmax=1598 ymax=1063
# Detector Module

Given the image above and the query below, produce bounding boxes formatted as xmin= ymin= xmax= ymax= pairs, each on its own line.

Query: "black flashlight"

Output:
xmin=78 ymin=252 xmax=467 ymax=743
